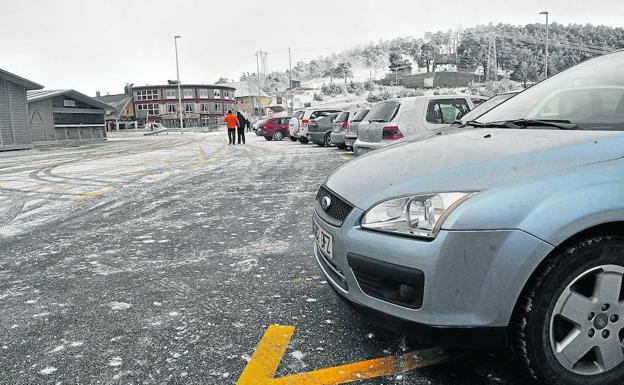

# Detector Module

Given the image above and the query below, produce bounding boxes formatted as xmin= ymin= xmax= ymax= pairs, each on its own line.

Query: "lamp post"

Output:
xmin=174 ymin=35 xmax=184 ymax=133
xmin=539 ymin=11 xmax=549 ymax=79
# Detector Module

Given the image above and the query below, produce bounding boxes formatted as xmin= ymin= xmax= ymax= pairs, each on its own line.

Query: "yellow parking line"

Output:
xmin=237 ymin=324 xmax=464 ymax=385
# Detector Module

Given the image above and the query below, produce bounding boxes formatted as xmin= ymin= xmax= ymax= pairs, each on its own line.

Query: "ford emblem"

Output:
xmin=321 ymin=196 xmax=332 ymax=210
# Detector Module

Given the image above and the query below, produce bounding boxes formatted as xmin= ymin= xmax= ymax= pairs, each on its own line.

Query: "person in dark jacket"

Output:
xmin=236 ymin=112 xmax=247 ymax=144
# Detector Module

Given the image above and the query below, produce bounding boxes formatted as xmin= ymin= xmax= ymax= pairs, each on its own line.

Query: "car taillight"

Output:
xmin=382 ymin=126 xmax=403 ymax=140
xmin=342 ymin=121 xmax=349 ymax=129
xmin=302 ymin=119 xmax=309 ymax=126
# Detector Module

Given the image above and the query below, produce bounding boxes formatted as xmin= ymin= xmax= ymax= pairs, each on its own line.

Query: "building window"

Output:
xmin=166 ymin=89 xmax=177 ymax=99
xmin=199 ymin=89 xmax=209 ymax=99
xmin=167 ymin=104 xmax=177 ymax=114
xmin=213 ymin=89 xmax=221 ymax=98
xmin=200 ymin=103 xmax=210 ymax=113
xmin=136 ymin=89 xmax=160 ymax=101
xmin=201 ymin=117 xmax=211 ymax=127
xmin=183 ymin=89 xmax=194 ymax=99
xmin=185 ymin=103 xmax=195 ymax=113
xmin=63 ymin=99 xmax=77 ymax=107
xmin=137 ymin=103 xmax=160 ymax=115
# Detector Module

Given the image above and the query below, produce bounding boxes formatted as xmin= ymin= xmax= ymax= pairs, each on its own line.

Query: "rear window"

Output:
xmin=352 ymin=109 xmax=370 ymax=122
xmin=366 ymin=102 xmax=400 ymax=123
xmin=294 ymin=111 xmax=304 ymax=120
xmin=310 ymin=110 xmax=339 ymax=120
xmin=334 ymin=111 xmax=349 ymax=123
xmin=426 ymin=98 xmax=471 ymax=124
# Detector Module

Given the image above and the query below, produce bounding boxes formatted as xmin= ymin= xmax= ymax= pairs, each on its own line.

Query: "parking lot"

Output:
xmin=0 ymin=132 xmax=527 ymax=384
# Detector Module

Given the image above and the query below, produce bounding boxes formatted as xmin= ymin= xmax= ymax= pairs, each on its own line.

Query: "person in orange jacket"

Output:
xmin=224 ymin=110 xmax=239 ymax=145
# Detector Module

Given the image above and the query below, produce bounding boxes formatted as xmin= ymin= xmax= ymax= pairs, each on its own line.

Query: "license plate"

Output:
xmin=313 ymin=220 xmax=333 ymax=259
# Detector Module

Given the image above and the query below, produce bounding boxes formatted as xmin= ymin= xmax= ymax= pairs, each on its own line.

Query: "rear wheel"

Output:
xmin=324 ymin=132 xmax=332 ymax=147
xmin=273 ymin=131 xmax=284 ymax=141
xmin=298 ymin=137 xmax=309 ymax=144
xmin=511 ymin=236 xmax=624 ymax=385
xmin=264 ymin=136 xmax=272 ymax=141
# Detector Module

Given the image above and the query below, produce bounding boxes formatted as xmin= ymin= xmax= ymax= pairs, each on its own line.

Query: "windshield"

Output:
xmin=366 ymin=101 xmax=400 ymax=123
xmin=477 ymin=51 xmax=624 ymax=130
xmin=334 ymin=111 xmax=349 ymax=123
xmin=460 ymin=92 xmax=518 ymax=123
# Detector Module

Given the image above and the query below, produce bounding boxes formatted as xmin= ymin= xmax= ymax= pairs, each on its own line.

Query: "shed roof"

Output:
xmin=94 ymin=93 xmax=133 ymax=119
xmin=27 ymin=89 xmax=112 ymax=110
xmin=0 ymin=68 xmax=44 ymax=90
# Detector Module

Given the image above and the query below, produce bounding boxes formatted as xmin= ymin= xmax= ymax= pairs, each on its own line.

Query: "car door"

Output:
xmin=279 ymin=118 xmax=289 ymax=134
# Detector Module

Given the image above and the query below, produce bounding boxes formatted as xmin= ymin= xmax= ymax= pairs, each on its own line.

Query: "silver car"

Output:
xmin=330 ymin=109 xmax=368 ymax=150
xmin=343 ymin=109 xmax=370 ymax=150
xmin=313 ymin=51 xmax=624 ymax=385
xmin=353 ymin=95 xmax=483 ymax=156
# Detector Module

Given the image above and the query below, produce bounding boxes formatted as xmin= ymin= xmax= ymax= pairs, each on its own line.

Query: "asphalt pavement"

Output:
xmin=0 ymin=132 xmax=530 ymax=384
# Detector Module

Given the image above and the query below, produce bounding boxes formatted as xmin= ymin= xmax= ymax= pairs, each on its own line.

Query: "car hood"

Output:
xmin=326 ymin=129 xmax=624 ymax=209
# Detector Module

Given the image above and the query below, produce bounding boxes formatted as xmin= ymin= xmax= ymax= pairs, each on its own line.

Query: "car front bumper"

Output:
xmin=312 ymin=207 xmax=553 ymax=348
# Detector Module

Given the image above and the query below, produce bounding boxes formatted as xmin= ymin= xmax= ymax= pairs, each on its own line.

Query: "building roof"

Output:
xmin=132 ymin=83 xmax=236 ymax=90
xmin=27 ymin=89 xmax=112 ymax=110
xmin=227 ymin=81 xmax=270 ymax=98
xmin=94 ymin=93 xmax=133 ymax=119
xmin=0 ymin=68 xmax=44 ymax=90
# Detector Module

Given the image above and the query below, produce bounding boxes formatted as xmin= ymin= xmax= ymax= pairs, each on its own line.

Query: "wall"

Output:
xmin=0 ymin=78 xmax=32 ymax=150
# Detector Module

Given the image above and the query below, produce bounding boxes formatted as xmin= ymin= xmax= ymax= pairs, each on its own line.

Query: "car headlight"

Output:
xmin=361 ymin=192 xmax=477 ymax=238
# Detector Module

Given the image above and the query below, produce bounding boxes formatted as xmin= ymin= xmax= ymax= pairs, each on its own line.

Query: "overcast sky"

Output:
xmin=2 ymin=0 xmax=622 ymax=96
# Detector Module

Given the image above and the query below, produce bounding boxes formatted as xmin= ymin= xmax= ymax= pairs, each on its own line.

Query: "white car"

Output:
xmin=354 ymin=95 xmax=486 ymax=156
xmin=289 ymin=109 xmax=342 ymax=144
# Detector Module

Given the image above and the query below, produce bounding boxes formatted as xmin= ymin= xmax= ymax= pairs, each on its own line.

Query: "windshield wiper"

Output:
xmin=466 ymin=119 xmax=579 ymax=130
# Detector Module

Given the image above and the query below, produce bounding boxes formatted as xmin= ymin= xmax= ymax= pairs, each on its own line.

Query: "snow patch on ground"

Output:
xmin=107 ymin=301 xmax=132 ymax=310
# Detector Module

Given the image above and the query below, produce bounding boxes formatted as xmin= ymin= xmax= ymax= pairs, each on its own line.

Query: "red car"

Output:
xmin=259 ymin=117 xmax=292 ymax=141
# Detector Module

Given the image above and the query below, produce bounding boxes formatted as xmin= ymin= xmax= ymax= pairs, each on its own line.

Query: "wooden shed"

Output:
xmin=0 ymin=68 xmax=43 ymax=151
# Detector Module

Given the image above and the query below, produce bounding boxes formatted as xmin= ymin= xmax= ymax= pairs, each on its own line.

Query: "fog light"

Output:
xmin=398 ymin=284 xmax=417 ymax=302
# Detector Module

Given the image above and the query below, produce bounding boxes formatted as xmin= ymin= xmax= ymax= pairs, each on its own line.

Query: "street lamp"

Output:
xmin=539 ymin=11 xmax=549 ymax=79
xmin=174 ymin=35 xmax=184 ymax=133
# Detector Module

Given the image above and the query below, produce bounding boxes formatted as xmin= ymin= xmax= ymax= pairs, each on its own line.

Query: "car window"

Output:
xmin=352 ymin=109 xmax=370 ymax=122
xmin=310 ymin=111 xmax=339 ymax=120
xmin=334 ymin=111 xmax=349 ymax=123
xmin=528 ymin=87 xmax=624 ymax=127
xmin=367 ymin=102 xmax=400 ymax=123
xmin=426 ymin=99 xmax=471 ymax=124
xmin=294 ymin=111 xmax=304 ymax=120
xmin=460 ymin=93 xmax=517 ymax=123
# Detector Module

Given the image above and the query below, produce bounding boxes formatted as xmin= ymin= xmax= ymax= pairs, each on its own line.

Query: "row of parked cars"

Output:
xmin=254 ymin=92 xmax=523 ymax=157
xmin=310 ymin=50 xmax=624 ymax=385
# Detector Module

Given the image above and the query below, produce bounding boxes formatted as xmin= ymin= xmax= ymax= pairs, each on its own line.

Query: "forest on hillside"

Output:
xmin=240 ymin=23 xmax=624 ymax=91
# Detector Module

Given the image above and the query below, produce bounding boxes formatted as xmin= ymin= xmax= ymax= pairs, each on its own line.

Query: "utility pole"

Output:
xmin=255 ymin=50 xmax=261 ymax=117
xmin=539 ymin=11 xmax=549 ymax=79
xmin=486 ymin=35 xmax=498 ymax=82
xmin=174 ymin=35 xmax=184 ymax=133
xmin=288 ymin=47 xmax=294 ymax=114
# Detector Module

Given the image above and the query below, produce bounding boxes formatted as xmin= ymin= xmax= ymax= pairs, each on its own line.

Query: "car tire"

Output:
xmin=316 ymin=141 xmax=325 ymax=147
xmin=298 ymin=137 xmax=309 ymax=144
xmin=273 ymin=131 xmax=284 ymax=141
xmin=336 ymin=144 xmax=347 ymax=150
xmin=264 ymin=136 xmax=273 ymax=141
xmin=324 ymin=132 xmax=332 ymax=147
xmin=290 ymin=136 xmax=298 ymax=142
xmin=510 ymin=236 xmax=624 ymax=385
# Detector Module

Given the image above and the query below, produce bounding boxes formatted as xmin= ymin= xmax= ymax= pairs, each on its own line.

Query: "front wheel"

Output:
xmin=298 ymin=137 xmax=309 ymax=144
xmin=273 ymin=131 xmax=284 ymax=141
xmin=264 ymin=136 xmax=273 ymax=141
xmin=511 ymin=236 xmax=624 ymax=385
xmin=289 ymin=136 xmax=298 ymax=142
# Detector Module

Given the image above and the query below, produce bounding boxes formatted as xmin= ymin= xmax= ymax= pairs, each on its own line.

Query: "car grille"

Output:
xmin=315 ymin=186 xmax=354 ymax=227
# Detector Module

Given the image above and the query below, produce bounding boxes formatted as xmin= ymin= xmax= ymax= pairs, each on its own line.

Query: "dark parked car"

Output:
xmin=307 ymin=113 xmax=340 ymax=146
xmin=258 ymin=116 xmax=292 ymax=141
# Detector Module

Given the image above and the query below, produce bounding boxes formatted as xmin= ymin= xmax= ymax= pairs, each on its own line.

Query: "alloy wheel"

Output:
xmin=550 ymin=264 xmax=624 ymax=375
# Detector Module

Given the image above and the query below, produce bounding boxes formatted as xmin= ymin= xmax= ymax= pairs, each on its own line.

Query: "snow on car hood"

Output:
xmin=326 ymin=129 xmax=624 ymax=210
